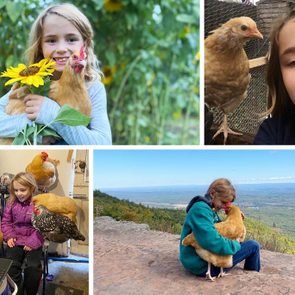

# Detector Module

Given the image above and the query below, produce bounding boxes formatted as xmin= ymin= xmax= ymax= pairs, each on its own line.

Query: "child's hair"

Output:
xmin=207 ymin=178 xmax=236 ymax=201
xmin=265 ymin=8 xmax=295 ymax=118
xmin=7 ymin=172 xmax=37 ymax=206
xmin=26 ymin=3 xmax=101 ymax=81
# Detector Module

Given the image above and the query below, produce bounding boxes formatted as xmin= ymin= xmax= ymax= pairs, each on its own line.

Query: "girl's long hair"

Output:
xmin=207 ymin=178 xmax=236 ymax=201
xmin=26 ymin=3 xmax=102 ymax=81
xmin=7 ymin=172 xmax=38 ymax=206
xmin=265 ymin=9 xmax=295 ymax=118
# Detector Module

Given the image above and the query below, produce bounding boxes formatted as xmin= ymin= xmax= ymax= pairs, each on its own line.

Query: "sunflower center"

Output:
xmin=19 ymin=66 xmax=40 ymax=77
xmin=104 ymin=69 xmax=112 ymax=77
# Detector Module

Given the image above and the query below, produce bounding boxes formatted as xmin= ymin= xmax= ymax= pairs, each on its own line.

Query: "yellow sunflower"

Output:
xmin=104 ymin=0 xmax=124 ymax=12
xmin=102 ymin=65 xmax=116 ymax=86
xmin=0 ymin=58 xmax=55 ymax=87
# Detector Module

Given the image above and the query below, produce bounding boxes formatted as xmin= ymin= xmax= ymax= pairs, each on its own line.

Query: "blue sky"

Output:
xmin=93 ymin=149 xmax=295 ymax=189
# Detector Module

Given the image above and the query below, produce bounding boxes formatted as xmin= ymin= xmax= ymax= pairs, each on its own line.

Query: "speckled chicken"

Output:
xmin=205 ymin=17 xmax=263 ymax=144
xmin=32 ymin=204 xmax=85 ymax=243
xmin=182 ymin=204 xmax=246 ymax=281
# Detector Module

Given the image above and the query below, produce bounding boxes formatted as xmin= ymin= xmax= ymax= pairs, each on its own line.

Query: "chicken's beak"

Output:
xmin=250 ymin=28 xmax=263 ymax=39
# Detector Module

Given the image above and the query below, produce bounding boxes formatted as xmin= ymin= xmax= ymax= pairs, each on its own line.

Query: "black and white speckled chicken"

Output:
xmin=32 ymin=204 xmax=85 ymax=242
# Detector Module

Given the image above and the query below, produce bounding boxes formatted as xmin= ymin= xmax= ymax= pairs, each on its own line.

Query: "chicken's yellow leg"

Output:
xmin=212 ymin=114 xmax=242 ymax=144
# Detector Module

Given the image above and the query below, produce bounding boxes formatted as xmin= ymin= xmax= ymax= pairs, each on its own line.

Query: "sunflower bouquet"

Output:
xmin=0 ymin=58 xmax=90 ymax=145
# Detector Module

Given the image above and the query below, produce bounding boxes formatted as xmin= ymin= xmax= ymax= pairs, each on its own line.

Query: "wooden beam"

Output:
xmin=67 ymin=150 xmax=74 ymax=162
xmin=249 ymin=56 xmax=268 ymax=69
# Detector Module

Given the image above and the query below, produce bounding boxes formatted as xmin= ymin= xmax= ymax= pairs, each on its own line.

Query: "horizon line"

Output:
xmin=95 ymin=181 xmax=295 ymax=190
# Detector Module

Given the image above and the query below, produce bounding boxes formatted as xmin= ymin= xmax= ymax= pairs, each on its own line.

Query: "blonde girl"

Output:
xmin=0 ymin=3 xmax=112 ymax=145
xmin=1 ymin=172 xmax=44 ymax=295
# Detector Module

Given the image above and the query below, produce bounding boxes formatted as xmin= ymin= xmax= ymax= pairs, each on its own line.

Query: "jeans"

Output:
xmin=6 ymin=246 xmax=43 ymax=295
xmin=199 ymin=240 xmax=261 ymax=277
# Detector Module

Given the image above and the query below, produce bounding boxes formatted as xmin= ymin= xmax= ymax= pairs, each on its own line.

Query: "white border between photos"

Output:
xmin=200 ymin=0 xmax=205 ymax=145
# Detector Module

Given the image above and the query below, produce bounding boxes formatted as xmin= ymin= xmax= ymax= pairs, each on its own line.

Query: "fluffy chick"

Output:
xmin=205 ymin=16 xmax=263 ymax=144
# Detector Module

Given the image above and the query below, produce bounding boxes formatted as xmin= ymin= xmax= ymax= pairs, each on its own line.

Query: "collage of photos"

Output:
xmin=0 ymin=0 xmax=294 ymax=295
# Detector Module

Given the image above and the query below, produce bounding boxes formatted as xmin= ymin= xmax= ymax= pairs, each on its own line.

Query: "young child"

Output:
xmin=179 ymin=178 xmax=260 ymax=278
xmin=0 ymin=3 xmax=112 ymax=145
xmin=1 ymin=172 xmax=44 ymax=295
xmin=254 ymin=9 xmax=295 ymax=144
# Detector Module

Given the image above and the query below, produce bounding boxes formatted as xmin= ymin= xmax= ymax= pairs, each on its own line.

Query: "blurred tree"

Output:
xmin=0 ymin=0 xmax=199 ymax=144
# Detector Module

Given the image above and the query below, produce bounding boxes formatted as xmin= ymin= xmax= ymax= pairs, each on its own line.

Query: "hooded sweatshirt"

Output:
xmin=179 ymin=194 xmax=241 ymax=275
xmin=1 ymin=198 xmax=44 ymax=249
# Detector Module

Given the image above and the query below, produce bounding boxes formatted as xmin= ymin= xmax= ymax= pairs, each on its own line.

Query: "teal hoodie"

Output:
xmin=179 ymin=196 xmax=241 ymax=275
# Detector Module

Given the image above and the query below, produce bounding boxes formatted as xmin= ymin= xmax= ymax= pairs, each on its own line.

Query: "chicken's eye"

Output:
xmin=241 ymin=25 xmax=248 ymax=31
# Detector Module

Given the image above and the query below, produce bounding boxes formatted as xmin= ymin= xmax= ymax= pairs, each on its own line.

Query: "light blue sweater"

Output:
xmin=0 ymin=79 xmax=112 ymax=145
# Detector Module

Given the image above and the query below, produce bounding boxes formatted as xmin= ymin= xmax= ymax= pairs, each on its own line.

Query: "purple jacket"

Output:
xmin=1 ymin=199 xmax=44 ymax=249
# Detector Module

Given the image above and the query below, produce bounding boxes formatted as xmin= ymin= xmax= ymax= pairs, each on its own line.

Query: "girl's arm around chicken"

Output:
xmin=188 ymin=202 xmax=241 ymax=255
xmin=35 ymin=80 xmax=112 ymax=145
xmin=0 ymin=92 xmax=32 ymax=137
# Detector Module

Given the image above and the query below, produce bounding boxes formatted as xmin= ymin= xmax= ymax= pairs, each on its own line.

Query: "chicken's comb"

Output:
xmin=80 ymin=46 xmax=86 ymax=60
xmin=41 ymin=152 xmax=48 ymax=158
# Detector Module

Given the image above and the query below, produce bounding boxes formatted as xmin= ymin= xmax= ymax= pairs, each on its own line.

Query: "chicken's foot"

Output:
xmin=205 ymin=263 xmax=216 ymax=282
xmin=212 ymin=114 xmax=242 ymax=144
xmin=217 ymin=268 xmax=229 ymax=278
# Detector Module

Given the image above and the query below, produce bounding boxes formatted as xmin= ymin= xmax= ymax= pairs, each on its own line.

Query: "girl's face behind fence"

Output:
xmin=41 ymin=13 xmax=84 ymax=72
xmin=278 ymin=18 xmax=295 ymax=105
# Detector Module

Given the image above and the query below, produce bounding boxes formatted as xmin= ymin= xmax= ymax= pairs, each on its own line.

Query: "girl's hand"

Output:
xmin=23 ymin=245 xmax=32 ymax=251
xmin=7 ymin=238 xmax=16 ymax=247
xmin=24 ymin=94 xmax=45 ymax=120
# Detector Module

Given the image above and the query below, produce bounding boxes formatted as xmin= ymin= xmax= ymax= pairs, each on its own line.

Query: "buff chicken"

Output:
xmin=205 ymin=17 xmax=263 ymax=144
xmin=182 ymin=204 xmax=246 ymax=281
xmin=32 ymin=193 xmax=78 ymax=223
xmin=25 ymin=152 xmax=59 ymax=192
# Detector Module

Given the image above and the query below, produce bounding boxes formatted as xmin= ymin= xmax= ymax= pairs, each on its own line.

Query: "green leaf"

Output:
xmin=54 ymin=105 xmax=91 ymax=126
xmin=91 ymin=0 xmax=104 ymax=11
xmin=6 ymin=2 xmax=22 ymax=23
xmin=176 ymin=14 xmax=197 ymax=25
xmin=12 ymin=133 xmax=26 ymax=145
xmin=105 ymin=51 xmax=116 ymax=66
xmin=38 ymin=126 xmax=61 ymax=138
xmin=0 ymin=0 xmax=6 ymax=9
xmin=25 ymin=125 xmax=35 ymax=137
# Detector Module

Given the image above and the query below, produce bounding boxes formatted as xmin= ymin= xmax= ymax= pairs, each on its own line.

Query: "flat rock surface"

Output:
xmin=94 ymin=216 xmax=295 ymax=295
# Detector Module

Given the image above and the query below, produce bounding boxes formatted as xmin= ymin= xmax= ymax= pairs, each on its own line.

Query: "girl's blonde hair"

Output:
xmin=26 ymin=3 xmax=101 ymax=81
xmin=7 ymin=172 xmax=38 ymax=206
xmin=207 ymin=178 xmax=236 ymax=201
xmin=265 ymin=8 xmax=295 ymax=118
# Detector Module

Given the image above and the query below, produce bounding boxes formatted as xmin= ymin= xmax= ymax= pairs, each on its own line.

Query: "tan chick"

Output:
xmin=205 ymin=17 xmax=263 ymax=144
xmin=182 ymin=204 xmax=246 ymax=281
